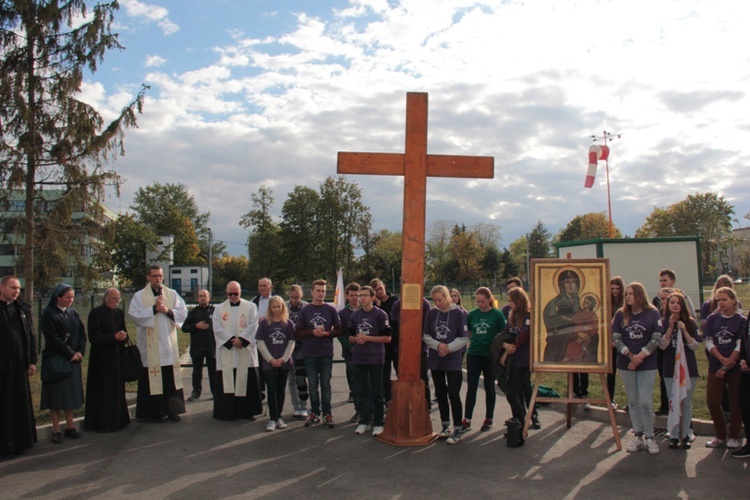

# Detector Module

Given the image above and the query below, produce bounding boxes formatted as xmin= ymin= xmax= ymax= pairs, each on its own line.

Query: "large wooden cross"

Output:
xmin=338 ymin=92 xmax=494 ymax=446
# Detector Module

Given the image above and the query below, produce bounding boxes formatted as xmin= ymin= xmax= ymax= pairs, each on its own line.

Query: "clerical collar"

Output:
xmin=151 ymin=287 xmax=163 ymax=296
xmin=230 ymin=302 xmax=240 ymax=307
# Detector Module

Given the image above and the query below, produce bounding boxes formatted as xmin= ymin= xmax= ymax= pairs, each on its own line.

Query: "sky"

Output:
xmin=81 ymin=0 xmax=750 ymax=256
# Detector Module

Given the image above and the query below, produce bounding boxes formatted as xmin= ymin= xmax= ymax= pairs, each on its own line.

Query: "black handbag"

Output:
xmin=41 ymin=353 xmax=73 ymax=383
xmin=122 ymin=337 xmax=143 ymax=382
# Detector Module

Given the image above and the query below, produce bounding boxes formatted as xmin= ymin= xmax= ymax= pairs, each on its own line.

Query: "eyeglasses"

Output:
xmin=149 ymin=274 xmax=164 ymax=278
xmin=227 ymin=292 xmax=240 ymax=296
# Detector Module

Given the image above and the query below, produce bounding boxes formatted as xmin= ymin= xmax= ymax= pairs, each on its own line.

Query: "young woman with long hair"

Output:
xmin=463 ymin=287 xmax=506 ymax=433
xmin=423 ymin=285 xmax=469 ymax=445
xmin=612 ymin=282 xmax=663 ymax=455
xmin=501 ymin=288 xmax=533 ymax=430
xmin=256 ymin=296 xmax=296 ymax=431
xmin=659 ymin=292 xmax=701 ymax=449
xmin=703 ymin=287 xmax=746 ymax=449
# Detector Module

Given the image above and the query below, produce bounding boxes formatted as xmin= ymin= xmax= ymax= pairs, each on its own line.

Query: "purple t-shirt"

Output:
xmin=612 ymin=309 xmax=663 ymax=371
xmin=256 ymin=318 xmax=295 ymax=371
xmin=348 ymin=307 xmax=391 ymax=365
xmin=661 ymin=319 xmax=701 ymax=378
xmin=703 ymin=311 xmax=746 ymax=374
xmin=295 ymin=303 xmax=342 ymax=358
xmin=423 ymin=307 xmax=468 ymax=371
xmin=503 ymin=313 xmax=531 ymax=368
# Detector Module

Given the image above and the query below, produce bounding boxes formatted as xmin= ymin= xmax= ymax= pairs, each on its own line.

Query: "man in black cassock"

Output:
xmin=0 ymin=276 xmax=37 ymax=456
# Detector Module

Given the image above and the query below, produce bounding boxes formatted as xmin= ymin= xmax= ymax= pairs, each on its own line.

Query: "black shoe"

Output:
xmin=654 ymin=408 xmax=668 ymax=416
xmin=167 ymin=413 xmax=181 ymax=422
xmin=669 ymin=438 xmax=680 ymax=449
xmin=51 ymin=432 xmax=63 ymax=444
xmin=188 ymin=392 xmax=200 ymax=401
xmin=531 ymin=417 xmax=541 ymax=430
xmin=64 ymin=428 xmax=81 ymax=439
xmin=731 ymin=443 xmax=750 ymax=458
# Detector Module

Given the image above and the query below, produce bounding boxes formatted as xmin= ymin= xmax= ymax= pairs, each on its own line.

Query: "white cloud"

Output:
xmin=121 ymin=0 xmax=179 ymax=35
xmin=144 ymin=55 xmax=167 ymax=68
xmin=94 ymin=0 xmax=750 ymax=257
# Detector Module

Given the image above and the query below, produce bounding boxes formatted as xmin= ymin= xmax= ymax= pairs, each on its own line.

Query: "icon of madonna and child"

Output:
xmin=541 ymin=268 xmax=603 ymax=365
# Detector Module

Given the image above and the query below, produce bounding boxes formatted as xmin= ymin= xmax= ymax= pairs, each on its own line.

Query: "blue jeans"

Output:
xmin=465 ymin=354 xmax=495 ymax=420
xmin=621 ymin=369 xmax=657 ymax=438
xmin=664 ymin=376 xmax=698 ymax=439
xmin=304 ymin=356 xmax=333 ymax=415
xmin=353 ymin=363 xmax=384 ymax=426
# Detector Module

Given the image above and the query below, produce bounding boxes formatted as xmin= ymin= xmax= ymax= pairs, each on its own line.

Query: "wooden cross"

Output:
xmin=338 ymin=92 xmax=494 ymax=446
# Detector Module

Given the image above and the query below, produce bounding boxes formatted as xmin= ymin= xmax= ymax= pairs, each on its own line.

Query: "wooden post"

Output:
xmin=338 ymin=92 xmax=494 ymax=445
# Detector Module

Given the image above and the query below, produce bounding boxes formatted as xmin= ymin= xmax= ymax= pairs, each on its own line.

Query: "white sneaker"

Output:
xmin=626 ymin=436 xmax=644 ymax=452
xmin=727 ymin=438 xmax=741 ymax=449
xmin=372 ymin=425 xmax=384 ymax=436
xmin=646 ymin=438 xmax=659 ymax=455
xmin=265 ymin=420 xmax=277 ymax=432
xmin=276 ymin=418 xmax=287 ymax=429
xmin=355 ymin=424 xmax=368 ymax=435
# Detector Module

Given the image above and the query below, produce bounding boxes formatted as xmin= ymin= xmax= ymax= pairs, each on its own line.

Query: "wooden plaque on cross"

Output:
xmin=338 ymin=92 xmax=494 ymax=446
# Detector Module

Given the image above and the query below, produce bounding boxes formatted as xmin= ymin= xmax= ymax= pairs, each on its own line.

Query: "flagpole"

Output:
xmin=591 ymin=130 xmax=621 ymax=238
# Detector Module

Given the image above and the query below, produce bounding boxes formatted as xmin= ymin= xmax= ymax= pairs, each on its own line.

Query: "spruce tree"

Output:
xmin=0 ymin=0 xmax=145 ymax=298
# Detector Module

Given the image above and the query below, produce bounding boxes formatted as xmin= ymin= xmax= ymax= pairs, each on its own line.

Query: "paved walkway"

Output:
xmin=1 ymin=364 xmax=746 ymax=499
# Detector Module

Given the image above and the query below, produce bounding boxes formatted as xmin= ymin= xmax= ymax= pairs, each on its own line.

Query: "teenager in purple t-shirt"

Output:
xmin=658 ymin=292 xmax=701 ymax=449
xmin=348 ymin=286 xmax=391 ymax=437
xmin=423 ymin=285 xmax=469 ymax=445
xmin=257 ymin=296 xmax=296 ymax=431
xmin=703 ymin=287 xmax=746 ymax=449
xmin=612 ymin=282 xmax=663 ymax=455
xmin=500 ymin=287 xmax=533 ymax=430
xmin=295 ymin=279 xmax=342 ymax=428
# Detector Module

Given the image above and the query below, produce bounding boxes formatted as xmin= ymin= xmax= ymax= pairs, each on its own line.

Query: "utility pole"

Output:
xmin=591 ymin=130 xmax=621 ymax=238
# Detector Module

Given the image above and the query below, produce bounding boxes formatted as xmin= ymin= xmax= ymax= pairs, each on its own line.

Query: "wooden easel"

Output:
xmin=523 ymin=372 xmax=622 ymax=450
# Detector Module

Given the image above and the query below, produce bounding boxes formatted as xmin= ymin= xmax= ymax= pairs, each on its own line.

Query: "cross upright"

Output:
xmin=338 ymin=92 xmax=494 ymax=446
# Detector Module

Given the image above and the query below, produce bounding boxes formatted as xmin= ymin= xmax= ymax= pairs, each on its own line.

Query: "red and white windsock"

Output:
xmin=584 ymin=144 xmax=610 ymax=188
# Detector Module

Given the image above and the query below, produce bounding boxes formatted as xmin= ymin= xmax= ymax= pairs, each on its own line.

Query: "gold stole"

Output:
xmin=219 ymin=301 xmax=251 ymax=397
xmin=140 ymin=285 xmax=183 ymax=395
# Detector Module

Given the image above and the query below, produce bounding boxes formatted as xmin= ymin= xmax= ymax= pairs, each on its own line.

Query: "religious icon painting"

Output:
xmin=530 ymin=258 xmax=611 ymax=373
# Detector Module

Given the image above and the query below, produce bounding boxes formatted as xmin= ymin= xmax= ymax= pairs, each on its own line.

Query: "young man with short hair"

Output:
xmin=295 ymin=280 xmax=343 ymax=428
xmin=349 ymin=286 xmax=392 ymax=437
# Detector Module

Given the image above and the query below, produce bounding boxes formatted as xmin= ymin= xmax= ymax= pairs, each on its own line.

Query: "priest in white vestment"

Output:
xmin=212 ymin=281 xmax=262 ymax=420
xmin=128 ymin=266 xmax=188 ymax=422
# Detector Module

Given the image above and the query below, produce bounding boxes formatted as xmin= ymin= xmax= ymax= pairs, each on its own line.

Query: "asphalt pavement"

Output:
xmin=1 ymin=364 xmax=746 ymax=499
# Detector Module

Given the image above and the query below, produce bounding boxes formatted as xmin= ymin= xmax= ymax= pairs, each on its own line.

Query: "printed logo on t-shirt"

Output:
xmin=625 ymin=322 xmax=648 ymax=340
xmin=270 ymin=329 xmax=286 ymax=345
xmin=310 ymin=314 xmax=327 ymax=330
xmin=435 ymin=322 xmax=451 ymax=340
xmin=473 ymin=320 xmax=489 ymax=336
xmin=714 ymin=328 xmax=736 ymax=345
xmin=356 ymin=319 xmax=374 ymax=336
